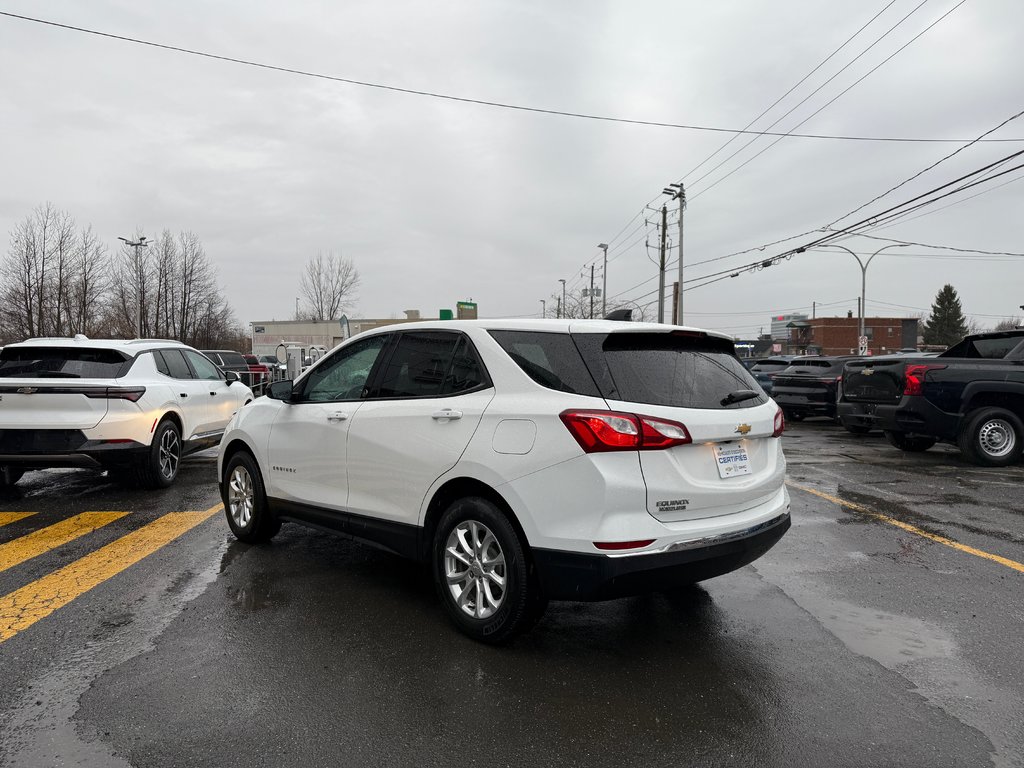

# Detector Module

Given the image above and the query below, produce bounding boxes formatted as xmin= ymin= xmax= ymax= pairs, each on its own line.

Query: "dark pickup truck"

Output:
xmin=837 ymin=330 xmax=1024 ymax=466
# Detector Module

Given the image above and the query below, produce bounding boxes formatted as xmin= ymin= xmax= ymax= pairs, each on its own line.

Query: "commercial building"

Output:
xmin=785 ymin=316 xmax=919 ymax=356
xmin=249 ymin=310 xmax=434 ymax=358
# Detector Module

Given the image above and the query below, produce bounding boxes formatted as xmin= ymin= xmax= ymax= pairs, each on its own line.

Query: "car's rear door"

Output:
xmin=345 ymin=331 xmax=494 ymax=526
xmin=573 ymin=329 xmax=784 ymax=524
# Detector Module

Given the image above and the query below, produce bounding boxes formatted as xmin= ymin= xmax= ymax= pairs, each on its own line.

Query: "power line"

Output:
xmin=687 ymin=0 xmax=932 ymax=191
xmin=689 ymin=0 xmax=970 ymax=202
xmin=850 ymin=233 xmax=1024 ymax=257
xmin=3 ymin=10 xmax=1021 ymax=145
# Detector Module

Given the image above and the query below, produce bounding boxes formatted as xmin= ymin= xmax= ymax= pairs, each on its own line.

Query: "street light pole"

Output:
xmin=540 ymin=299 xmax=546 ymax=318
xmin=118 ymin=235 xmax=150 ymax=338
xmin=817 ymin=243 xmax=909 ymax=349
xmin=597 ymin=243 xmax=608 ymax=317
xmin=559 ymin=278 xmax=566 ymax=318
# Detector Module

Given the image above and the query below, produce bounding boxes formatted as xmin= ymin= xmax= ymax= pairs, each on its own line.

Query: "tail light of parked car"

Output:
xmin=772 ymin=408 xmax=785 ymax=438
xmin=80 ymin=387 xmax=147 ymax=402
xmin=560 ymin=410 xmax=692 ymax=453
xmin=903 ymin=364 xmax=947 ymax=396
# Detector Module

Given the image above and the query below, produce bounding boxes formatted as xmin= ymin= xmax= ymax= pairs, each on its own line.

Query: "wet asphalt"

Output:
xmin=0 ymin=423 xmax=1021 ymax=768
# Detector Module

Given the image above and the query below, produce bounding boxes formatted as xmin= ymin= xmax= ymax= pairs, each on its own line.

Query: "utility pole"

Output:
xmin=589 ymin=265 xmax=595 ymax=319
xmin=540 ymin=299 xmax=546 ymax=318
xmin=118 ymin=235 xmax=150 ymax=338
xmin=559 ymin=278 xmax=566 ymax=318
xmin=556 ymin=296 xmax=561 ymax=319
xmin=597 ymin=243 xmax=608 ymax=317
xmin=657 ymin=204 xmax=668 ymax=323
xmin=663 ymin=183 xmax=685 ymax=324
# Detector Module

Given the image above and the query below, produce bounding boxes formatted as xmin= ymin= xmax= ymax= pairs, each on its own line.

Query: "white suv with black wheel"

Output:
xmin=0 ymin=337 xmax=253 ymax=489
xmin=218 ymin=320 xmax=790 ymax=643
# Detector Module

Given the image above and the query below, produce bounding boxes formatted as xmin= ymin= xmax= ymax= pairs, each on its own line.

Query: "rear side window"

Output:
xmin=575 ymin=332 xmax=767 ymax=409
xmin=488 ymin=331 xmax=600 ymax=397
xmin=218 ymin=351 xmax=247 ymax=368
xmin=942 ymin=336 xmax=1024 ymax=359
xmin=375 ymin=332 xmax=460 ymax=398
xmin=441 ymin=337 xmax=489 ymax=395
xmin=0 ymin=347 xmax=129 ymax=379
xmin=157 ymin=349 xmax=194 ymax=380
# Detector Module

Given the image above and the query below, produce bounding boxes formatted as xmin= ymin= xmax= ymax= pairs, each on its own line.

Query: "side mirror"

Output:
xmin=266 ymin=380 xmax=295 ymax=401
xmin=225 ymin=370 xmax=240 ymax=383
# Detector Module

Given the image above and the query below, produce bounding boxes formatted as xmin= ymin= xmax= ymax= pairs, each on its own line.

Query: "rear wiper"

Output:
xmin=721 ymin=389 xmax=760 ymax=406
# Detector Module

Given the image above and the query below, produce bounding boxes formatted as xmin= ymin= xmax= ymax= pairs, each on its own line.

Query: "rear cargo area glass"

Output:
xmin=0 ymin=347 xmax=128 ymax=378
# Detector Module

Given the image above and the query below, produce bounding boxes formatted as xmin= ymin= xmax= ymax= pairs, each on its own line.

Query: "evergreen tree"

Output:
xmin=922 ymin=284 xmax=968 ymax=346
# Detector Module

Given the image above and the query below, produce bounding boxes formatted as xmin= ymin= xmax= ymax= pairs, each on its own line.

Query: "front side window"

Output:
xmin=298 ymin=335 xmax=390 ymax=402
xmin=184 ymin=350 xmax=224 ymax=381
xmin=374 ymin=332 xmax=461 ymax=399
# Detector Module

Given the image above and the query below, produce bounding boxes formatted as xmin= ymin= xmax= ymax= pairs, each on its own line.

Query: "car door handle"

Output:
xmin=209 ymin=392 xmax=217 ymax=397
xmin=432 ymin=409 xmax=463 ymax=420
xmin=327 ymin=412 xmax=349 ymax=422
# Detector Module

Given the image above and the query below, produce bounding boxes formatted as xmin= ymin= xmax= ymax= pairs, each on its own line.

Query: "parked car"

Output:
xmin=838 ymin=330 xmax=1024 ymax=465
xmin=257 ymin=354 xmax=286 ymax=376
xmin=242 ymin=354 xmax=271 ymax=388
xmin=0 ymin=336 xmax=252 ymax=488
xmin=771 ymin=356 xmax=860 ymax=422
xmin=217 ymin=319 xmax=790 ymax=643
xmin=748 ymin=356 xmax=795 ymax=397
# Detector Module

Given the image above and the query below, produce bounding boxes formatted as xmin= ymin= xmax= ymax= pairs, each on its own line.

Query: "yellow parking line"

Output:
xmin=0 ymin=505 xmax=221 ymax=644
xmin=787 ymin=480 xmax=1024 ymax=575
xmin=0 ymin=513 xmax=36 ymax=528
xmin=0 ymin=512 xmax=129 ymax=573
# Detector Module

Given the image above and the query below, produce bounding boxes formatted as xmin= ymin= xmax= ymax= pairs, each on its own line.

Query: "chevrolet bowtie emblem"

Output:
xmin=16 ymin=387 xmax=38 ymax=394
xmin=735 ymin=424 xmax=752 ymax=435
xmin=862 ymin=368 xmax=875 ymax=375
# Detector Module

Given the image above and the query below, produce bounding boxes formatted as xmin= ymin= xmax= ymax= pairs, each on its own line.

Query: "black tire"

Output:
xmin=135 ymin=418 xmax=182 ymax=489
xmin=221 ymin=451 xmax=280 ymax=543
xmin=957 ymin=407 xmax=1024 ymax=467
xmin=884 ymin=430 xmax=937 ymax=453
xmin=0 ymin=467 xmax=25 ymax=487
xmin=432 ymin=496 xmax=543 ymax=644
xmin=843 ymin=424 xmax=872 ymax=435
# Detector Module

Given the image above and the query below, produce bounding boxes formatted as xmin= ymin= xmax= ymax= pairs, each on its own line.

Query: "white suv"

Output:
xmin=0 ymin=337 xmax=253 ymax=489
xmin=217 ymin=320 xmax=789 ymax=642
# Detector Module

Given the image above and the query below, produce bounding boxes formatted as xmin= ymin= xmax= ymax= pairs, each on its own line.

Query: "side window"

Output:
xmin=299 ymin=335 xmax=390 ymax=402
xmin=374 ymin=332 xmax=460 ymax=399
xmin=153 ymin=351 xmax=171 ymax=376
xmin=488 ymin=330 xmax=601 ymax=396
xmin=162 ymin=349 xmax=194 ymax=380
xmin=184 ymin=350 xmax=224 ymax=381
xmin=440 ymin=337 xmax=489 ymax=395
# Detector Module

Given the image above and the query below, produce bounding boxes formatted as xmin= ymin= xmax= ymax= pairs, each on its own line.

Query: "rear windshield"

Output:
xmin=750 ymin=360 xmax=792 ymax=373
xmin=575 ymin=332 xmax=768 ymax=409
xmin=780 ymin=359 xmax=836 ymax=372
xmin=941 ymin=335 xmax=1024 ymax=359
xmin=0 ymin=347 xmax=130 ymax=379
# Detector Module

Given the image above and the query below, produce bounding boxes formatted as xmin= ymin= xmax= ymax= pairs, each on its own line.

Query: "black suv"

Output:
xmin=771 ymin=356 xmax=860 ymax=422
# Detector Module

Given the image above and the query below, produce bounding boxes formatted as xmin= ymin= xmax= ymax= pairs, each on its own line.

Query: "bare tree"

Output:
xmin=298 ymin=251 xmax=359 ymax=320
xmin=547 ymin=289 xmax=648 ymax=321
xmin=993 ymin=317 xmax=1022 ymax=331
xmin=70 ymin=224 xmax=110 ymax=337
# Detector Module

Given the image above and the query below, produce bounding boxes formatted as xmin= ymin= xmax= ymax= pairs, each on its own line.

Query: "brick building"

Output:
xmin=786 ymin=316 xmax=919 ymax=356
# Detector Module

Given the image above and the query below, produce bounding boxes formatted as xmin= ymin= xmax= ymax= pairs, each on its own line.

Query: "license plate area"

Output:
xmin=713 ymin=442 xmax=751 ymax=479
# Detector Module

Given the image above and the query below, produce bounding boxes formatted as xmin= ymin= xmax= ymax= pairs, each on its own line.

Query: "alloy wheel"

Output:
xmin=444 ymin=520 xmax=506 ymax=619
xmin=228 ymin=465 xmax=254 ymax=528
xmin=158 ymin=428 xmax=180 ymax=479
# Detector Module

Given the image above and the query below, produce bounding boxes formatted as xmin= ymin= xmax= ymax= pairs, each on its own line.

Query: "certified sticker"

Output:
xmin=714 ymin=443 xmax=752 ymax=479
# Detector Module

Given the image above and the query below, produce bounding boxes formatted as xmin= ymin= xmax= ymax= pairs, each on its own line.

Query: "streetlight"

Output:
xmin=539 ymin=299 xmax=546 ymax=318
xmin=597 ymin=243 xmax=608 ymax=317
xmin=118 ymin=235 xmax=150 ymax=338
xmin=815 ymin=242 xmax=909 ymax=349
xmin=559 ymin=278 xmax=566 ymax=319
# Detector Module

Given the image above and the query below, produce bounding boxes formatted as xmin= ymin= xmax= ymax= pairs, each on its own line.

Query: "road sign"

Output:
xmin=858 ymin=335 xmax=868 ymax=355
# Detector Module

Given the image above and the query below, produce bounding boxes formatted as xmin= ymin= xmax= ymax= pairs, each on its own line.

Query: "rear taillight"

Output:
xmin=903 ymin=365 xmax=946 ymax=396
xmin=83 ymin=387 xmax=147 ymax=402
xmin=772 ymin=409 xmax=785 ymax=437
xmin=560 ymin=410 xmax=692 ymax=453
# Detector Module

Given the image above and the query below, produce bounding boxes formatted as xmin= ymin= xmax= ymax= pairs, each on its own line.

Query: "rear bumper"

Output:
xmin=773 ymin=392 xmax=836 ymax=417
xmin=0 ymin=430 xmax=147 ymax=470
xmin=531 ymin=512 xmax=791 ymax=601
xmin=837 ymin=396 xmax=959 ymax=440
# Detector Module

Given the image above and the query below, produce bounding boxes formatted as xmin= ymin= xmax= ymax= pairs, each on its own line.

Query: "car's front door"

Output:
xmin=346 ymin=332 xmax=494 ymax=525
xmin=265 ymin=334 xmax=391 ymax=510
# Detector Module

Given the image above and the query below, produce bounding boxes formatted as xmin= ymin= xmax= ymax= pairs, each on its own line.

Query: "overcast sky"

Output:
xmin=1 ymin=0 xmax=1022 ymax=338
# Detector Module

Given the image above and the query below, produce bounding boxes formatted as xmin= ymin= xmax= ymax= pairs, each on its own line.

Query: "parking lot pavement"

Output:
xmin=0 ymin=427 xmax=1022 ymax=767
